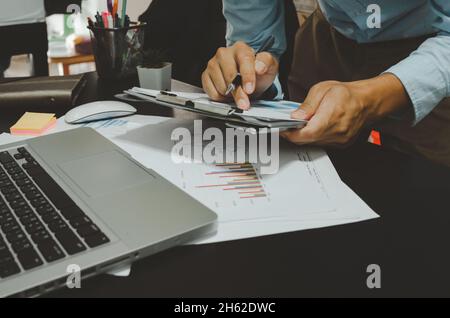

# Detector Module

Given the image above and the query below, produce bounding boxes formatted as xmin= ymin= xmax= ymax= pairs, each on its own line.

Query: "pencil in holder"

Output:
xmin=88 ymin=22 xmax=146 ymax=80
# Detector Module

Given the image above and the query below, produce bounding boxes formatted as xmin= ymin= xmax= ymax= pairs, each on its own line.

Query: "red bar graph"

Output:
xmin=196 ymin=163 xmax=268 ymax=199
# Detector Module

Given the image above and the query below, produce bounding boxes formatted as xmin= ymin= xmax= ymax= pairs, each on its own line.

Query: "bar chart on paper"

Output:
xmin=108 ymin=117 xmax=338 ymax=222
xmin=178 ymin=161 xmax=275 ymax=221
xmin=196 ymin=163 xmax=269 ymax=200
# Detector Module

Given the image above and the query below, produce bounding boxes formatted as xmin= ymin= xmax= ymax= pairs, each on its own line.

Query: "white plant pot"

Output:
xmin=137 ymin=62 xmax=172 ymax=91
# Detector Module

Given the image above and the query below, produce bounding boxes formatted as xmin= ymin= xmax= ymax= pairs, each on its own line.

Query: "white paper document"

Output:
xmin=240 ymin=100 xmax=302 ymax=122
xmin=131 ymin=86 xmax=209 ymax=101
xmin=0 ymin=114 xmax=378 ymax=246
xmin=108 ymin=119 xmax=378 ymax=243
xmin=129 ymin=87 xmax=304 ymax=122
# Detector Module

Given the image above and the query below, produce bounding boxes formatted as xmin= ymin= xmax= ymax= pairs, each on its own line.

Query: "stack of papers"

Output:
xmin=0 ymin=114 xmax=378 ymax=244
xmin=10 ymin=112 xmax=57 ymax=136
xmin=104 ymin=117 xmax=378 ymax=244
xmin=122 ymin=87 xmax=306 ymax=129
xmin=0 ymin=114 xmax=379 ymax=277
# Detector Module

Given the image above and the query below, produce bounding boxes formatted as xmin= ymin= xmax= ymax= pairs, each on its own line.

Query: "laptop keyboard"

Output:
xmin=0 ymin=147 xmax=110 ymax=279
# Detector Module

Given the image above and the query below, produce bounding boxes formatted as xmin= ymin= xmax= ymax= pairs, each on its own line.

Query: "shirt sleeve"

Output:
xmin=223 ymin=0 xmax=287 ymax=59
xmin=385 ymin=0 xmax=450 ymax=125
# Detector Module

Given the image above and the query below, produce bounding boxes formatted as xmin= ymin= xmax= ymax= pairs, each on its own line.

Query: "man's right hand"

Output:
xmin=201 ymin=41 xmax=279 ymax=110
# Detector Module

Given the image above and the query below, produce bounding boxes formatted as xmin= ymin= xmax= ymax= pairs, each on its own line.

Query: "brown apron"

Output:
xmin=288 ymin=9 xmax=450 ymax=168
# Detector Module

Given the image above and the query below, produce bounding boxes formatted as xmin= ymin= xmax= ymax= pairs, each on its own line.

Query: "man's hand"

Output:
xmin=202 ymin=41 xmax=279 ymax=110
xmin=281 ymin=74 xmax=411 ymax=146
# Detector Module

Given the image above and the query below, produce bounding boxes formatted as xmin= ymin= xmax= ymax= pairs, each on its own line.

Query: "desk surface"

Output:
xmin=2 ymin=72 xmax=450 ymax=297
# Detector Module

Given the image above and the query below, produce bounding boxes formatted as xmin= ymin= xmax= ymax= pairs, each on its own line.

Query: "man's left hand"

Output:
xmin=281 ymin=74 xmax=411 ymax=146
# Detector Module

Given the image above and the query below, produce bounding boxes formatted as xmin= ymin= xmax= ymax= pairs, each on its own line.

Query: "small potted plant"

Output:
xmin=137 ymin=49 xmax=171 ymax=90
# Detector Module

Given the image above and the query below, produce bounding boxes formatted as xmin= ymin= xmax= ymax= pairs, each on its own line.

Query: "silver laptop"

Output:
xmin=0 ymin=128 xmax=217 ymax=297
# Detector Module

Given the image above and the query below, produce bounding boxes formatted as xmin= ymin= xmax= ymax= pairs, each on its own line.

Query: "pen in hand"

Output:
xmin=225 ymin=35 xmax=276 ymax=96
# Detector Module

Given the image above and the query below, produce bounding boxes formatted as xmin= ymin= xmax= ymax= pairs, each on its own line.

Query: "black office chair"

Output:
xmin=139 ymin=0 xmax=299 ymax=98
xmin=0 ymin=0 xmax=81 ymax=77
xmin=0 ymin=23 xmax=49 ymax=76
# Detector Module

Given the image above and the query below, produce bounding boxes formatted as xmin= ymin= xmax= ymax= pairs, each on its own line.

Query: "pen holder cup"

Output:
xmin=88 ymin=22 xmax=146 ymax=81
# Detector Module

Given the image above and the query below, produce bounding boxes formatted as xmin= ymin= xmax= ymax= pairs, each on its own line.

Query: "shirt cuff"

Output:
xmin=384 ymin=58 xmax=448 ymax=126
xmin=273 ymin=76 xmax=284 ymax=100
xmin=259 ymin=76 xmax=284 ymax=100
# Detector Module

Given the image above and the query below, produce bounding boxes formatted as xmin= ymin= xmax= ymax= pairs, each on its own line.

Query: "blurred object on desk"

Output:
xmin=73 ymin=34 xmax=93 ymax=55
xmin=48 ymin=33 xmax=94 ymax=75
xmin=48 ymin=54 xmax=95 ymax=76
xmin=0 ymin=74 xmax=87 ymax=111
xmin=47 ymin=7 xmax=95 ymax=76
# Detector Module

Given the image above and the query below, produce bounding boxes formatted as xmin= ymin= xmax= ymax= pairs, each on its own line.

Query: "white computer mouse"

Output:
xmin=65 ymin=101 xmax=137 ymax=124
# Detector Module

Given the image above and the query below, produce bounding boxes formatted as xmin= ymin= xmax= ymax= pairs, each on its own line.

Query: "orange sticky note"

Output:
xmin=10 ymin=112 xmax=57 ymax=136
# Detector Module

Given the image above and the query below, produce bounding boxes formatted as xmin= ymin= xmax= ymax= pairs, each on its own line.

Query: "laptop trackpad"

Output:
xmin=59 ymin=151 xmax=154 ymax=197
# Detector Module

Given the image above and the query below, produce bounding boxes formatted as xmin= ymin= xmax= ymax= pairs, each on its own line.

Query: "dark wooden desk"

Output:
xmin=2 ymin=72 xmax=450 ymax=297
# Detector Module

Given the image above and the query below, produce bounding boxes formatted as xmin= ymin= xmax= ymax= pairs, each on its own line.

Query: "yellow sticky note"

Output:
xmin=11 ymin=112 xmax=56 ymax=136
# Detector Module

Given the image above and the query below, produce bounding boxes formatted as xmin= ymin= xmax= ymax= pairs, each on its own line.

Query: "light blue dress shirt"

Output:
xmin=223 ymin=0 xmax=450 ymax=124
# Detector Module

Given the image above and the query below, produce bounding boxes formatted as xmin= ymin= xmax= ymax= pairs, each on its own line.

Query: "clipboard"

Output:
xmin=116 ymin=87 xmax=308 ymax=130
